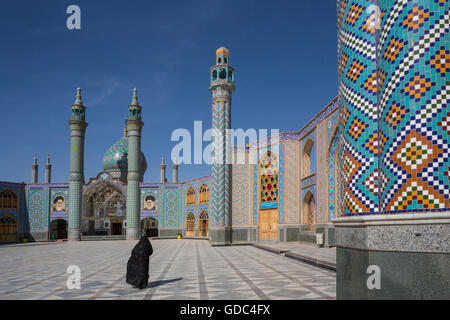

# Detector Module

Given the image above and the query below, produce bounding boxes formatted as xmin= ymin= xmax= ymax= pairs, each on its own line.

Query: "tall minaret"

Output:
xmin=160 ymin=156 xmax=166 ymax=183
xmin=126 ymin=88 xmax=144 ymax=240
xmin=31 ymin=155 xmax=38 ymax=183
xmin=68 ymin=88 xmax=88 ymax=241
xmin=209 ymin=47 xmax=234 ymax=245
xmin=45 ymin=154 xmax=52 ymax=184
xmin=172 ymin=157 xmax=179 ymax=183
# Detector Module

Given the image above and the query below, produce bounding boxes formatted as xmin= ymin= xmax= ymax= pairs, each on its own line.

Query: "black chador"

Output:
xmin=126 ymin=236 xmax=153 ymax=289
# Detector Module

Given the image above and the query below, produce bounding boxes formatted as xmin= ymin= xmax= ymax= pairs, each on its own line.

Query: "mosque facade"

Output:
xmin=0 ymin=46 xmax=341 ymax=246
xmin=0 ymin=1 xmax=448 ymax=268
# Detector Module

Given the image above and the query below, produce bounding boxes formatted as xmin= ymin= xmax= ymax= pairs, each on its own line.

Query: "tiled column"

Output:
xmin=68 ymin=88 xmax=88 ymax=241
xmin=209 ymin=47 xmax=234 ymax=245
xmin=334 ymin=0 xmax=450 ymax=299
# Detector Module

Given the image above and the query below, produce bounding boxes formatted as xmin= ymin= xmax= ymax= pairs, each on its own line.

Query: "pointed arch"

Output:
xmin=303 ymin=190 xmax=316 ymax=231
xmin=186 ymin=212 xmax=195 ymax=236
xmin=199 ymin=184 xmax=209 ymax=204
xmin=328 ymin=127 xmax=341 ymax=220
xmin=302 ymin=138 xmax=315 ymax=178
xmin=186 ymin=187 xmax=196 ymax=206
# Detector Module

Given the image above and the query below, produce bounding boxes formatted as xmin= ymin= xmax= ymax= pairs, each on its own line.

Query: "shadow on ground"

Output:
xmin=147 ymin=277 xmax=183 ymax=288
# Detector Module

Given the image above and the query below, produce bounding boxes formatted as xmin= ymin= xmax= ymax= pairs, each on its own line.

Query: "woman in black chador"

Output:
xmin=126 ymin=235 xmax=153 ymax=289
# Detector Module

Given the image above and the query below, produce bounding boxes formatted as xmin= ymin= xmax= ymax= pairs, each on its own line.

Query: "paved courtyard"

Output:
xmin=0 ymin=239 xmax=336 ymax=300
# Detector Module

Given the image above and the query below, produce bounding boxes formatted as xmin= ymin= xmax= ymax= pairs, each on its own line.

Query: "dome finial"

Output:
xmin=131 ymin=88 xmax=139 ymax=106
xmin=74 ymin=87 xmax=82 ymax=105
xmin=161 ymin=155 xmax=165 ymax=165
xmin=123 ymin=127 xmax=127 ymax=137
xmin=33 ymin=154 xmax=37 ymax=164
xmin=47 ymin=154 xmax=50 ymax=164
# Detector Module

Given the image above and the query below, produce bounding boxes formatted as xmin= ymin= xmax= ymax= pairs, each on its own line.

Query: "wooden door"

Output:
xmin=186 ymin=213 xmax=195 ymax=236
xmin=258 ymin=209 xmax=278 ymax=240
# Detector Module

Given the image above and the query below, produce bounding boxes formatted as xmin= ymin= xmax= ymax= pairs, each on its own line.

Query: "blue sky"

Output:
xmin=0 ymin=0 xmax=338 ymax=183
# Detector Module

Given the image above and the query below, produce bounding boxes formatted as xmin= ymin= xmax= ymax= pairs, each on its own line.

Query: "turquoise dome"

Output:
xmin=102 ymin=136 xmax=147 ymax=180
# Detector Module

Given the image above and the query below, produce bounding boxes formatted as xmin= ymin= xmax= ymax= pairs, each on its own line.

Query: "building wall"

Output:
xmin=231 ymin=156 xmax=251 ymax=226
xmin=0 ymin=182 xmax=25 ymax=240
xmin=316 ymin=120 xmax=329 ymax=224
xmin=284 ymin=140 xmax=300 ymax=224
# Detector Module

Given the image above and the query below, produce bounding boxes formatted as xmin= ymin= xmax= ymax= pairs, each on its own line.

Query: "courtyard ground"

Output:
xmin=0 ymin=239 xmax=336 ymax=300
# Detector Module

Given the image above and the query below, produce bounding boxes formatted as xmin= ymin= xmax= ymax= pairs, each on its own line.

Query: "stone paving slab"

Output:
xmin=252 ymin=241 xmax=336 ymax=271
xmin=0 ymin=239 xmax=335 ymax=300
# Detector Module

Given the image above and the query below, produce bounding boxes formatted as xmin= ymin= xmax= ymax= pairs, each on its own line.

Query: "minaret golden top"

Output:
xmin=216 ymin=47 xmax=229 ymax=56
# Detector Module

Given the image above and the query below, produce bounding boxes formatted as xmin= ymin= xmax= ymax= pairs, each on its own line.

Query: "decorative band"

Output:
xmin=127 ymin=130 xmax=141 ymax=137
xmin=213 ymin=97 xmax=231 ymax=103
xmin=70 ymin=130 xmax=85 ymax=137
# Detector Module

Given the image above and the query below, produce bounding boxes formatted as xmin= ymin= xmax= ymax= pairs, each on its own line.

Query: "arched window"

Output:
xmin=260 ymin=151 xmax=279 ymax=203
xmin=186 ymin=187 xmax=195 ymax=206
xmin=186 ymin=213 xmax=195 ymax=237
xmin=199 ymin=184 xmax=209 ymax=204
xmin=302 ymin=138 xmax=315 ymax=178
xmin=0 ymin=190 xmax=18 ymax=209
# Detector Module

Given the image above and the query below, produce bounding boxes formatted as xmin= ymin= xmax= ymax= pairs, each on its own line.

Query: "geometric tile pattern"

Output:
xmin=328 ymin=129 xmax=340 ymax=220
xmin=379 ymin=0 xmax=450 ymax=214
xmin=211 ymin=94 xmax=232 ymax=228
xmin=337 ymin=0 xmax=379 ymax=215
xmin=284 ymin=141 xmax=300 ymax=224
xmin=232 ymin=163 xmax=250 ymax=226
xmin=338 ymin=0 xmax=450 ymax=216
xmin=27 ymin=189 xmax=48 ymax=231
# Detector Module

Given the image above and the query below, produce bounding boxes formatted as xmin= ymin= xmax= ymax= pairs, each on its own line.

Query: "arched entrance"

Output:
xmin=303 ymin=191 xmax=316 ymax=231
xmin=198 ymin=211 xmax=209 ymax=237
xmin=141 ymin=218 xmax=158 ymax=237
xmin=110 ymin=218 xmax=123 ymax=235
xmin=0 ymin=216 xmax=17 ymax=241
xmin=83 ymin=180 xmax=126 ymax=236
xmin=186 ymin=213 xmax=195 ymax=237
xmin=50 ymin=219 xmax=68 ymax=240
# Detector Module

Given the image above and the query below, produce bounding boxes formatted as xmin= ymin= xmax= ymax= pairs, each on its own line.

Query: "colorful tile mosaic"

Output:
xmin=338 ymin=0 xmax=449 ymax=216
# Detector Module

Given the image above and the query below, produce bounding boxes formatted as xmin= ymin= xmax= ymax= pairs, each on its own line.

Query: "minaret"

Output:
xmin=31 ymin=155 xmax=38 ymax=183
xmin=209 ymin=47 xmax=234 ymax=245
xmin=172 ymin=157 xmax=179 ymax=183
xmin=126 ymin=88 xmax=144 ymax=240
xmin=45 ymin=154 xmax=52 ymax=184
xmin=68 ymin=88 xmax=88 ymax=241
xmin=160 ymin=156 xmax=166 ymax=183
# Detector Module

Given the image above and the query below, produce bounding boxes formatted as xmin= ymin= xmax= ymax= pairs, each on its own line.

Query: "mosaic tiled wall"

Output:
xmin=162 ymin=188 xmax=180 ymax=228
xmin=26 ymin=187 xmax=49 ymax=231
xmin=284 ymin=140 xmax=300 ymax=224
xmin=378 ymin=0 xmax=450 ymax=213
xmin=338 ymin=0 xmax=379 ymax=215
xmin=316 ymin=121 xmax=329 ymax=223
xmin=328 ymin=129 xmax=340 ymax=220
xmin=232 ymin=161 xmax=250 ymax=226
xmin=337 ymin=0 xmax=449 ymax=216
